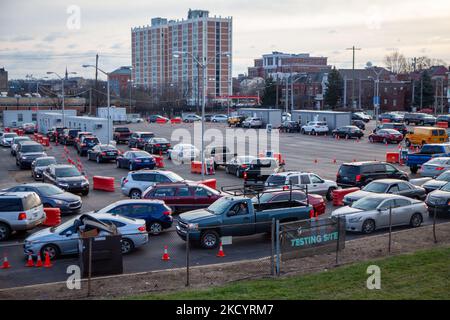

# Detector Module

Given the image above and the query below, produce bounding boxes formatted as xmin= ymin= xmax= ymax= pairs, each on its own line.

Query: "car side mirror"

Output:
xmin=65 ymin=231 xmax=73 ymax=237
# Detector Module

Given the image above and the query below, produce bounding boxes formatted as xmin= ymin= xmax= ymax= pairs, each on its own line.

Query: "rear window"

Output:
xmin=338 ymin=165 xmax=361 ymax=176
xmin=420 ymin=145 xmax=446 ymax=154
xmin=22 ymin=193 xmax=41 ymax=210
xmin=0 ymin=198 xmax=23 ymax=211
xmin=140 ymin=134 xmax=154 ymax=139
xmin=21 ymin=144 xmax=44 ymax=153
xmin=36 ymin=158 xmax=56 ymax=167
xmin=115 ymin=128 xmax=130 ymax=132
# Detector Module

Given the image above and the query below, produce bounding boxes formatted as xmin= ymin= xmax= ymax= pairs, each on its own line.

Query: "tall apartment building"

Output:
xmin=248 ymin=52 xmax=330 ymax=79
xmin=0 ymin=68 xmax=8 ymax=94
xmin=131 ymin=9 xmax=232 ymax=106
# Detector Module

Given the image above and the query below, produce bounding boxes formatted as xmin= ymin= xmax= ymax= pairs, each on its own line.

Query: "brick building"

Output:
xmin=131 ymin=9 xmax=232 ymax=107
xmin=109 ymin=66 xmax=132 ymax=96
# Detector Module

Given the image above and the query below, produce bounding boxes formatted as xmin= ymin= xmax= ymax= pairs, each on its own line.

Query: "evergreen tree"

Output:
xmin=324 ymin=67 xmax=344 ymax=108
xmin=261 ymin=76 xmax=278 ymax=106
xmin=414 ymin=71 xmax=435 ymax=109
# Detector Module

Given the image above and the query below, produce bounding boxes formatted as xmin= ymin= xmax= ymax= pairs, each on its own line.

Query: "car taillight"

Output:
xmin=243 ymin=172 xmax=247 ymax=180
xmin=355 ymin=175 xmax=362 ymax=182
xmin=138 ymin=225 xmax=146 ymax=232
xmin=282 ymin=186 xmax=290 ymax=191
xmin=123 ymin=179 xmax=129 ymax=185
xmin=18 ymin=212 xmax=27 ymax=220
xmin=167 ymin=143 xmax=171 ymax=147
xmin=163 ymin=210 xmax=171 ymax=216
xmin=155 ymin=144 xmax=161 ymax=147
xmin=81 ymin=143 xmax=86 ymax=147
xmin=101 ymin=152 xmax=106 ymax=156
xmin=436 ymin=167 xmax=445 ymax=171
xmin=241 ymin=164 xmax=247 ymax=169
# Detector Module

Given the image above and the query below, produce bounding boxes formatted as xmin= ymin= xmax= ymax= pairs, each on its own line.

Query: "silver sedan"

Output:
xmin=420 ymin=157 xmax=450 ymax=177
xmin=332 ymin=194 xmax=427 ymax=234
xmin=23 ymin=213 xmax=149 ymax=259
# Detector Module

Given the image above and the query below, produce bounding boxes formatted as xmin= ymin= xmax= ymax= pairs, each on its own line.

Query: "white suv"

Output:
xmin=265 ymin=172 xmax=338 ymax=200
xmin=301 ymin=121 xmax=329 ymax=135
xmin=121 ymin=170 xmax=185 ymax=199
xmin=0 ymin=192 xmax=46 ymax=241
xmin=243 ymin=117 xmax=263 ymax=128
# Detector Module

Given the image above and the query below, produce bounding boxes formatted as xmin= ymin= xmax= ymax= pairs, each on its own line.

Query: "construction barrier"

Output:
xmin=332 ymin=187 xmax=360 ymax=206
xmin=33 ymin=133 xmax=39 ymax=141
xmin=437 ymin=122 xmax=449 ymax=129
xmin=200 ymin=179 xmax=217 ymax=190
xmin=154 ymin=155 xmax=165 ymax=168
xmin=17 ymin=129 xmax=24 ymax=136
xmin=43 ymin=208 xmax=61 ymax=227
xmin=36 ymin=134 xmax=43 ymax=143
xmin=191 ymin=159 xmax=215 ymax=175
xmin=4 ymin=127 xmax=10 ymax=133
xmin=386 ymin=152 xmax=400 ymax=164
xmin=170 ymin=118 xmax=182 ymax=124
xmin=93 ymin=176 xmax=115 ymax=192
xmin=156 ymin=118 xmax=168 ymax=124
xmin=41 ymin=137 xmax=50 ymax=147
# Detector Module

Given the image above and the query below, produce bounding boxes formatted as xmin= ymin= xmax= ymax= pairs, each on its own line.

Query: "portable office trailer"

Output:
xmin=65 ymin=116 xmax=112 ymax=144
xmin=237 ymin=108 xmax=282 ymax=127
xmin=291 ymin=110 xmax=352 ymax=130
xmin=97 ymin=107 xmax=127 ymax=123
xmin=3 ymin=109 xmax=76 ymax=128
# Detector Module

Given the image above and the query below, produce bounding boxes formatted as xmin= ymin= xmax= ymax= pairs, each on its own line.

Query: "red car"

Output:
xmin=253 ymin=190 xmax=326 ymax=216
xmin=143 ymin=182 xmax=222 ymax=213
xmin=368 ymin=129 xmax=403 ymax=144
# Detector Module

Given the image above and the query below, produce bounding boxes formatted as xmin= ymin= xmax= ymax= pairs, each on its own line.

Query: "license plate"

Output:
xmin=144 ymin=160 xmax=149 ymax=163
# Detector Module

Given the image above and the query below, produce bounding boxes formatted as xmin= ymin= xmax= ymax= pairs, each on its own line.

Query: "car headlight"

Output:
xmin=21 ymin=156 xmax=28 ymax=160
xmin=81 ymin=180 xmax=89 ymax=186
xmin=348 ymin=216 xmax=362 ymax=223
xmin=58 ymin=182 xmax=69 ymax=188
xmin=53 ymin=200 xmax=66 ymax=205
xmin=187 ymin=223 xmax=198 ymax=230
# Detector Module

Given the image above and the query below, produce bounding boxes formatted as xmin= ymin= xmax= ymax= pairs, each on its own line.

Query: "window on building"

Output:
xmin=32 ymin=113 xmax=37 ymax=122
xmin=18 ymin=114 xmax=23 ymax=122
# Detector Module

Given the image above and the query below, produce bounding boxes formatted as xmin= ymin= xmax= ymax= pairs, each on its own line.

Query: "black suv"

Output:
xmin=42 ymin=164 xmax=89 ymax=196
xmin=336 ymin=161 xmax=409 ymax=188
xmin=16 ymin=141 xmax=47 ymax=169
xmin=403 ymin=113 xmax=436 ymax=126
xmin=332 ymin=126 xmax=364 ymax=139
xmin=59 ymin=128 xmax=81 ymax=145
xmin=373 ymin=123 xmax=408 ymax=135
xmin=76 ymin=135 xmax=100 ymax=156
xmin=128 ymin=132 xmax=155 ymax=149
xmin=425 ymin=182 xmax=450 ymax=217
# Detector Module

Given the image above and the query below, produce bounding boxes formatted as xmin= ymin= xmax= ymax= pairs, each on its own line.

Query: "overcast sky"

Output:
xmin=1 ymin=0 xmax=450 ymax=80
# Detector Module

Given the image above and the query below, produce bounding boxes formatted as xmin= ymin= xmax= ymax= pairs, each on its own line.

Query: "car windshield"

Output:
xmin=36 ymin=158 xmax=56 ymax=167
xmin=52 ymin=217 xmax=77 ymax=233
xmin=238 ymin=156 xmax=255 ymax=164
xmin=265 ymin=175 xmax=286 ymax=186
xmin=38 ymin=184 xmax=65 ymax=196
xmin=426 ymin=158 xmax=449 ymax=165
xmin=352 ymin=197 xmax=384 ymax=210
xmin=436 ymin=172 xmax=450 ymax=181
xmin=140 ymin=134 xmax=154 ymax=139
xmin=207 ymin=197 xmax=231 ymax=215
xmin=21 ymin=145 xmax=44 ymax=153
xmin=440 ymin=183 xmax=450 ymax=192
xmin=4 ymin=133 xmax=17 ymax=138
xmin=338 ymin=165 xmax=359 ymax=176
xmin=13 ymin=137 xmax=30 ymax=143
xmin=115 ymin=128 xmax=130 ymax=132
xmin=100 ymin=145 xmax=117 ymax=151
xmin=165 ymin=172 xmax=184 ymax=182
xmin=362 ymin=182 xmax=388 ymax=193
xmin=85 ymin=138 xmax=99 ymax=143
xmin=56 ymin=167 xmax=80 ymax=177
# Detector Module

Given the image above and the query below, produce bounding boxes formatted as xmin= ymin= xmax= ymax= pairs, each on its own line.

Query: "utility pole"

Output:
xmin=343 ymin=75 xmax=347 ymax=107
xmin=275 ymin=79 xmax=279 ymax=108
xmin=420 ymin=77 xmax=423 ymax=109
xmin=95 ymin=54 xmax=99 ymax=113
xmin=346 ymin=46 xmax=361 ymax=109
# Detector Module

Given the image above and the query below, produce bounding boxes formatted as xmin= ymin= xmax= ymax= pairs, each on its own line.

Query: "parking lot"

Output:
xmin=0 ymin=120 xmax=447 ymax=289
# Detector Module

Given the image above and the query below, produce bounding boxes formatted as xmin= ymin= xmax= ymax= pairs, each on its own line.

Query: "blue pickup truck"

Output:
xmin=407 ymin=144 xmax=450 ymax=174
xmin=176 ymin=196 xmax=314 ymax=248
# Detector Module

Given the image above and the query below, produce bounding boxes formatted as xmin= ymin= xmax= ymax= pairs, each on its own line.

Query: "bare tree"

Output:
xmin=384 ymin=51 xmax=408 ymax=74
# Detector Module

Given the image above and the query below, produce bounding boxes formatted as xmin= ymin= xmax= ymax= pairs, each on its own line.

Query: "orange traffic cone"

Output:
xmin=217 ymin=242 xmax=226 ymax=257
xmin=35 ymin=253 xmax=43 ymax=268
xmin=25 ymin=253 xmax=34 ymax=267
xmin=43 ymin=252 xmax=52 ymax=268
xmin=161 ymin=246 xmax=170 ymax=261
xmin=1 ymin=254 xmax=11 ymax=269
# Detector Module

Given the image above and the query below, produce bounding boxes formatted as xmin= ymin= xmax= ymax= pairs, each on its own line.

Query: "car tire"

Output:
xmin=311 ymin=130 xmax=315 ymax=136
xmin=200 ymin=230 xmax=220 ymax=249
xmin=121 ymin=238 xmax=134 ymax=254
xmin=369 ymin=136 xmax=374 ymax=143
xmin=410 ymin=213 xmax=423 ymax=228
xmin=326 ymin=188 xmax=336 ymax=201
xmin=116 ymin=160 xmax=121 ymax=168
xmin=0 ymin=223 xmax=11 ymax=241
xmin=405 ymin=139 xmax=411 ymax=147
xmin=130 ymin=189 xmax=142 ymax=199
xmin=383 ymin=138 xmax=388 ymax=144
xmin=96 ymin=156 xmax=101 ymax=164
xmin=345 ymin=134 xmax=350 ymax=140
xmin=236 ymin=169 xmax=241 ymax=178
xmin=405 ymin=120 xmax=410 ymax=125
xmin=148 ymin=222 xmax=163 ymax=235
xmin=40 ymin=244 xmax=59 ymax=260
xmin=129 ymin=163 xmax=134 ymax=171
xmin=361 ymin=219 xmax=376 ymax=234
xmin=225 ymin=166 xmax=230 ymax=174
xmin=82 ymin=190 xmax=89 ymax=196
xmin=410 ymin=166 xmax=418 ymax=174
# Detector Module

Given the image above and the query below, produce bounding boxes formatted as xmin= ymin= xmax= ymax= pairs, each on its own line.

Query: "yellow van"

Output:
xmin=404 ymin=127 xmax=449 ymax=146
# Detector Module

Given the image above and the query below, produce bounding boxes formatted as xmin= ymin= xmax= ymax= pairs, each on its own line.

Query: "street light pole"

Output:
xmin=47 ymin=71 xmax=76 ymax=127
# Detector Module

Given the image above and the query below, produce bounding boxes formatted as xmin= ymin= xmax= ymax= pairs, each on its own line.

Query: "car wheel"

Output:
xmin=326 ymin=188 xmax=336 ymax=201
xmin=383 ymin=138 xmax=388 ymax=144
xmin=311 ymin=130 xmax=315 ymax=136
xmin=410 ymin=213 xmax=423 ymax=228
xmin=130 ymin=189 xmax=142 ymax=199
xmin=236 ymin=169 xmax=241 ymax=178
xmin=225 ymin=166 xmax=230 ymax=174
xmin=369 ymin=136 xmax=374 ymax=143
xmin=361 ymin=219 xmax=376 ymax=234
xmin=116 ymin=160 xmax=121 ymax=168
xmin=148 ymin=222 xmax=163 ymax=235
xmin=405 ymin=139 xmax=411 ymax=147
xmin=96 ymin=156 xmax=101 ymax=164
xmin=129 ymin=163 xmax=134 ymax=171
xmin=82 ymin=190 xmax=89 ymax=196
xmin=410 ymin=166 xmax=418 ymax=174
xmin=0 ymin=223 xmax=11 ymax=241
xmin=121 ymin=238 xmax=134 ymax=254
xmin=40 ymin=244 xmax=59 ymax=260
xmin=200 ymin=230 xmax=220 ymax=249
xmin=301 ymin=129 xmax=305 ymax=134
xmin=345 ymin=134 xmax=349 ymax=140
